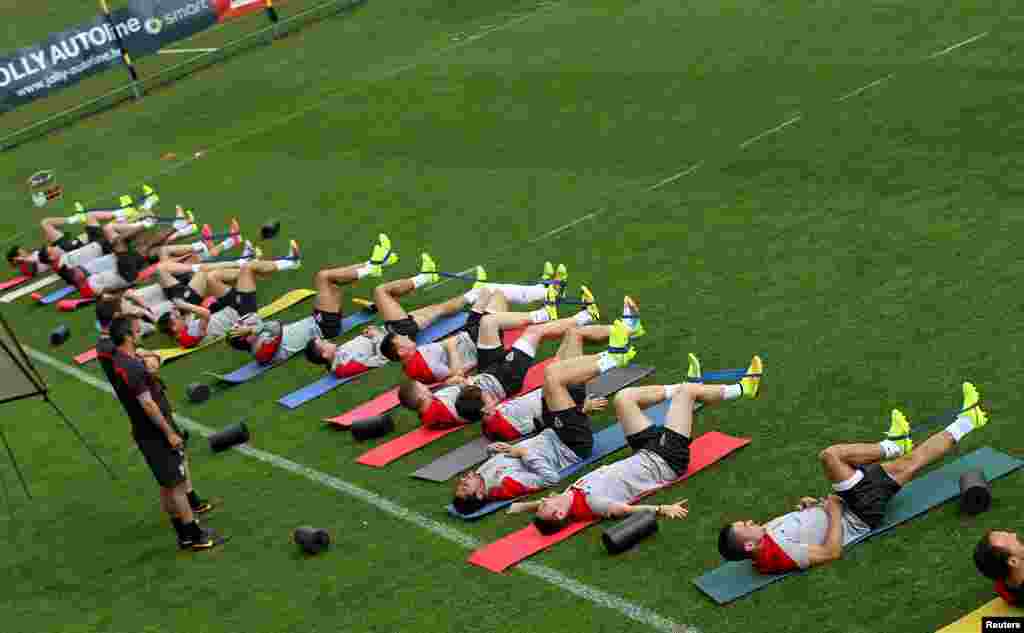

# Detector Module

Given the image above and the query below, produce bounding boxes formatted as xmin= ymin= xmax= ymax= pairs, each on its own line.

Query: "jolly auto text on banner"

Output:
xmin=0 ymin=0 xmax=218 ymax=112
xmin=0 ymin=16 xmax=126 ymax=111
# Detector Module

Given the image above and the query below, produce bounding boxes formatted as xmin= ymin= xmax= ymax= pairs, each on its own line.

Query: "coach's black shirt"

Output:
xmin=110 ymin=349 xmax=177 ymax=442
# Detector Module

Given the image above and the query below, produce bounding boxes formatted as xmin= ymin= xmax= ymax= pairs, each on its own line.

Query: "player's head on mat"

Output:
xmin=36 ymin=243 xmax=60 ymax=267
xmin=303 ymin=338 xmax=336 ymax=367
xmin=454 ymin=385 xmax=500 ymax=422
xmin=532 ymin=493 xmax=574 ymax=535
xmin=6 ymin=245 xmax=25 ymax=267
xmin=717 ymin=521 xmax=767 ymax=561
xmin=379 ymin=332 xmax=417 ymax=363
xmin=157 ymin=310 xmax=185 ymax=336
xmin=975 ymin=530 xmax=1024 ymax=579
xmin=452 ymin=472 xmax=488 ymax=515
xmin=397 ymin=380 xmax=433 ymax=412
xmin=227 ymin=333 xmax=252 ymax=352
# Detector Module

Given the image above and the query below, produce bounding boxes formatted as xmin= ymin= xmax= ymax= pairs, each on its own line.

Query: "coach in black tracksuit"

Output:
xmin=104 ymin=311 xmax=220 ymax=551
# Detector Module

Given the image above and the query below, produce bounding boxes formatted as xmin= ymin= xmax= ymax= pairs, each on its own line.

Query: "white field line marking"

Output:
xmin=738 ymin=114 xmax=802 ymax=149
xmin=836 ymin=73 xmax=895 ymax=102
xmin=648 ymin=161 xmax=704 ymax=191
xmin=157 ymin=48 xmax=219 ymax=55
xmin=23 ymin=347 xmax=694 ymax=633
xmin=928 ymin=31 xmax=989 ymax=59
xmin=93 ymin=3 xmax=562 ymax=202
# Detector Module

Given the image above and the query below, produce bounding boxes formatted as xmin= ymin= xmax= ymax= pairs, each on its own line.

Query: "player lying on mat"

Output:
xmin=6 ymin=186 xmax=160 ymax=277
xmin=452 ymin=316 xmax=640 ymax=514
xmin=478 ymin=297 xmax=642 ymax=441
xmin=517 ymin=353 xmax=762 ymax=533
xmin=396 ymin=286 xmax=605 ymax=427
xmin=718 ymin=382 xmax=989 ymax=573
xmin=152 ymin=221 xmax=249 ymax=310
xmin=381 ymin=261 xmax=569 ymax=384
xmin=232 ymin=234 xmax=405 ymax=364
xmin=975 ymin=530 xmax=1024 ymax=605
xmin=156 ymin=241 xmax=301 ymax=348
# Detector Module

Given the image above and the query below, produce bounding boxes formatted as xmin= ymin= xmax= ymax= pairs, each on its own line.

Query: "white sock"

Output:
xmin=220 ymin=235 xmax=240 ymax=250
xmin=945 ymin=414 xmax=975 ymax=443
xmin=275 ymin=259 xmax=299 ymax=271
xmin=574 ymin=310 xmax=593 ymax=326
xmin=723 ymin=384 xmax=742 ymax=400
xmin=66 ymin=213 xmax=84 ymax=224
xmin=355 ymin=264 xmax=374 ymax=279
xmin=141 ymin=196 xmax=158 ymax=211
xmin=491 ymin=283 xmax=546 ymax=304
xmin=411 ymin=273 xmax=433 ymax=289
xmin=878 ymin=440 xmax=904 ymax=459
xmin=462 ymin=288 xmax=481 ymax=304
xmin=172 ymin=219 xmax=191 ymax=231
xmin=664 ymin=384 xmax=682 ymax=400
xmin=596 ymin=351 xmax=617 ymax=373
xmin=112 ymin=209 xmax=132 ymax=220
xmin=191 ymin=242 xmax=208 ymax=254
xmin=190 ymin=264 xmax=203 ymax=273
xmin=528 ymin=308 xmax=550 ymax=324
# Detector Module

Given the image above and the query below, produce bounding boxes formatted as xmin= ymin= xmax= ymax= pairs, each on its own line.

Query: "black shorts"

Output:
xmin=836 ymin=463 xmax=902 ymax=529
xmin=135 ymin=435 xmax=186 ymax=488
xmin=314 ymin=308 xmax=343 ymax=339
xmin=211 ymin=288 xmax=257 ymax=316
xmin=541 ymin=405 xmax=593 ymax=458
xmin=481 ymin=347 xmax=534 ymax=396
xmin=463 ymin=310 xmax=485 ymax=343
xmin=385 ymin=315 xmax=420 ymax=339
xmin=53 ymin=234 xmax=86 ymax=253
xmin=85 ymin=225 xmax=114 ymax=255
xmin=627 ymin=426 xmax=691 ymax=477
xmin=165 ymin=280 xmax=202 ymax=306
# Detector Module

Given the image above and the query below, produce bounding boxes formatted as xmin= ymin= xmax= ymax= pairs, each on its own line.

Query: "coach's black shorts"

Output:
xmin=85 ymin=225 xmax=114 ymax=255
xmin=542 ymin=404 xmax=593 ymax=458
xmin=385 ymin=315 xmax=420 ymax=339
xmin=480 ymin=347 xmax=534 ymax=396
xmin=836 ymin=463 xmax=902 ymax=529
xmin=211 ymin=288 xmax=257 ymax=316
xmin=627 ymin=426 xmax=691 ymax=477
xmin=314 ymin=308 xmax=343 ymax=339
xmin=135 ymin=436 xmax=187 ymax=488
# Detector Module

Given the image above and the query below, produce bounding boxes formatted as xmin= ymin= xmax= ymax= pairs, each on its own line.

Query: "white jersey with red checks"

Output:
xmin=569 ymin=450 xmax=678 ymax=518
xmin=330 ymin=328 xmax=388 ymax=378
xmin=405 ymin=332 xmax=477 ymax=383
xmin=762 ymin=505 xmax=870 ymax=570
xmin=477 ymin=428 xmax=581 ymax=500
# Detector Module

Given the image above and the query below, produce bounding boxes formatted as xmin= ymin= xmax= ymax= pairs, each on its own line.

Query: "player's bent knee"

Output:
xmin=818 ymin=446 xmax=841 ymax=465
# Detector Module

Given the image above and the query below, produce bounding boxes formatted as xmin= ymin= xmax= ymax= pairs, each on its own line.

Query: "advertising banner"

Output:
xmin=210 ymin=0 xmax=288 ymax=22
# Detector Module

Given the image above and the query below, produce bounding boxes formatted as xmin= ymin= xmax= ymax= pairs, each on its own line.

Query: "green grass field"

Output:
xmin=2 ymin=1 xmax=1023 ymax=631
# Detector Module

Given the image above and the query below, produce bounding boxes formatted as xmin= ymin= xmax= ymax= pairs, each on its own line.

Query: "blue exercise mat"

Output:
xmin=209 ymin=310 xmax=375 ymax=385
xmin=277 ymin=311 xmax=471 ymax=409
xmin=693 ymin=446 xmax=1023 ymax=604
xmin=448 ymin=398 xmax=716 ymax=520
xmin=40 ymin=285 xmax=76 ymax=304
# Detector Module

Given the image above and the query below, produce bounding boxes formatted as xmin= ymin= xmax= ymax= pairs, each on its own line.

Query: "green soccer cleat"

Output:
xmin=741 ymin=355 xmax=763 ymax=399
xmin=542 ymin=261 xmax=554 ymax=282
xmin=554 ymin=264 xmax=568 ymax=296
xmin=687 ymin=352 xmax=702 ymax=381
xmin=370 ymin=233 xmax=398 ymax=267
xmin=473 ymin=265 xmax=488 ymax=289
xmin=580 ymin=285 xmax=600 ymax=322
xmin=622 ymin=296 xmax=645 ymax=338
xmin=119 ymin=195 xmax=133 ymax=208
xmin=886 ymin=409 xmax=913 ymax=455
xmin=961 ymin=381 xmax=988 ymax=429
xmin=419 ymin=252 xmax=439 ymax=284
xmin=607 ymin=319 xmax=637 ymax=367
xmin=74 ymin=201 xmax=85 ymax=213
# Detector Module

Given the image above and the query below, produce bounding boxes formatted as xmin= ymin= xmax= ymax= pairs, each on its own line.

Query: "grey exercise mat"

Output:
xmin=410 ymin=365 xmax=654 ymax=482
xmin=693 ymin=446 xmax=1023 ymax=604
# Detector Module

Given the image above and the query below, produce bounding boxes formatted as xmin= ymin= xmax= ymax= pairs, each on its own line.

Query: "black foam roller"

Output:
xmin=350 ymin=414 xmax=394 ymax=441
xmin=260 ymin=220 xmax=281 ymax=240
xmin=49 ymin=324 xmax=70 ymax=346
xmin=602 ymin=510 xmax=658 ymax=555
xmin=209 ymin=421 xmax=249 ymax=452
xmin=294 ymin=526 xmax=330 ymax=554
xmin=960 ymin=469 xmax=991 ymax=515
xmin=186 ymin=382 xmax=210 ymax=403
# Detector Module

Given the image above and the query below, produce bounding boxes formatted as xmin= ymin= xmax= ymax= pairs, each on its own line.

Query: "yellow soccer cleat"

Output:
xmin=961 ymin=381 xmax=988 ymax=429
xmin=473 ymin=265 xmax=488 ymax=289
xmin=371 ymin=233 xmax=398 ymax=268
xmin=581 ymin=285 xmax=600 ymax=322
xmin=886 ymin=409 xmax=913 ymax=455
xmin=542 ymin=261 xmax=554 ymax=282
xmin=119 ymin=195 xmax=133 ymax=208
xmin=607 ymin=319 xmax=637 ymax=368
xmin=419 ymin=252 xmax=439 ymax=284
xmin=544 ymin=283 xmax=559 ymax=321
xmin=622 ymin=296 xmax=645 ymax=338
xmin=687 ymin=352 xmax=702 ymax=381
xmin=741 ymin=355 xmax=763 ymax=399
